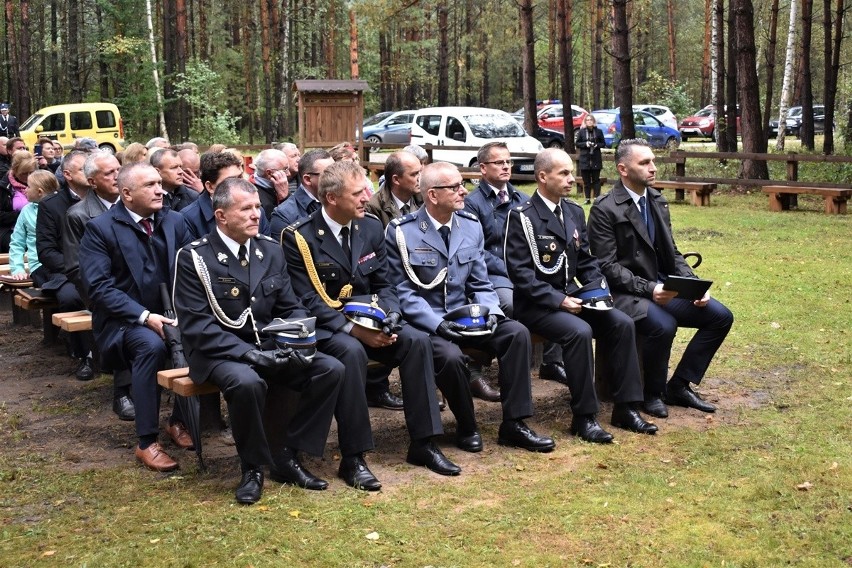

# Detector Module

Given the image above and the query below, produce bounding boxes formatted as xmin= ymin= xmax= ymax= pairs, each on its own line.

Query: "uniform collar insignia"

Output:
xmin=419 ymin=221 xmax=429 ymax=232
xmin=217 ymin=252 xmax=228 ymax=265
xmin=254 ymin=247 xmax=263 ymax=261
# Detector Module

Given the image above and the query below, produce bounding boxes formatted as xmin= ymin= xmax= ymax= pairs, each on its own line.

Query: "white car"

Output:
xmin=410 ymin=107 xmax=543 ymax=174
xmin=633 ymin=105 xmax=678 ymax=130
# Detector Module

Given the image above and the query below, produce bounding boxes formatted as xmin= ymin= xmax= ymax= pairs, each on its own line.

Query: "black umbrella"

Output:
xmin=160 ymin=284 xmax=204 ymax=469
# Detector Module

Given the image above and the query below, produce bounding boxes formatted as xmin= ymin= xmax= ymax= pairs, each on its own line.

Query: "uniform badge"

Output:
xmin=230 ymin=287 xmax=240 ymax=297
xmin=358 ymin=252 xmax=376 ymax=264
xmin=318 ymin=229 xmax=325 ymax=236
xmin=255 ymin=248 xmax=263 ymax=261
xmin=217 ymin=252 xmax=228 ymax=265
xmin=354 ymin=224 xmax=359 ymax=231
xmin=471 ymin=305 xmax=481 ymax=317
xmin=240 ymin=259 xmax=248 ymax=267
xmin=542 ymin=254 xmax=551 ymax=263
xmin=420 ymin=221 xmax=429 ymax=232
xmin=549 ymin=242 xmax=557 ymax=251
xmin=370 ymin=294 xmax=379 ymax=308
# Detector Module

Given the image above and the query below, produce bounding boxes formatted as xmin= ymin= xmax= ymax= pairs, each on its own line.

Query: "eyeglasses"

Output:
xmin=306 ymin=172 xmax=320 ymax=177
xmin=431 ymin=181 xmax=467 ymax=191
xmin=482 ymin=159 xmax=514 ymax=167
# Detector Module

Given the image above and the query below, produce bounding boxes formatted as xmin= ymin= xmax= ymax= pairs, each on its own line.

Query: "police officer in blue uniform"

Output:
xmin=386 ymin=161 xmax=555 ymax=454
xmin=282 ymin=160 xmax=459 ymax=478
xmin=505 ymin=148 xmax=657 ymax=444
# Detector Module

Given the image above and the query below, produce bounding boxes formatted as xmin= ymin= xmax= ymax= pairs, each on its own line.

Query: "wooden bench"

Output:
xmin=762 ymin=185 xmax=850 ymax=214
xmin=51 ymin=310 xmax=92 ymax=332
xmin=652 ymin=180 xmax=716 ymax=206
xmin=14 ymin=288 xmax=59 ymax=343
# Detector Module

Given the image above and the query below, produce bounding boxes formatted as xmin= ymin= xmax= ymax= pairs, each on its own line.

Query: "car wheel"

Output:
xmin=366 ymin=135 xmax=382 ymax=151
xmin=681 ymin=134 xmax=689 ymax=142
xmin=98 ymin=143 xmax=116 ymax=154
xmin=547 ymin=139 xmax=563 ymax=149
xmin=665 ymin=137 xmax=679 ymax=151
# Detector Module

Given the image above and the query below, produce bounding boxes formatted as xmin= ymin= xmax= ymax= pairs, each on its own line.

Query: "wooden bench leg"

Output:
xmin=675 ymin=188 xmax=685 ymax=201
xmin=767 ymin=192 xmax=785 ymax=212
xmin=825 ymin=196 xmax=847 ymax=214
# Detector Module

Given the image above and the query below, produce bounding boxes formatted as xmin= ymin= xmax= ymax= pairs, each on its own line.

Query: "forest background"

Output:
xmin=2 ymin=0 xmax=850 ymax=161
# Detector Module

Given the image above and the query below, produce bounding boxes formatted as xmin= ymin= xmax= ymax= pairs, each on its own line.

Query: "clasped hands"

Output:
xmin=242 ymin=346 xmax=311 ymax=372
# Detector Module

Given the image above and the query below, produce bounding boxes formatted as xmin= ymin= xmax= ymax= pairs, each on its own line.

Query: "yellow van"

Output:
xmin=19 ymin=102 xmax=126 ymax=154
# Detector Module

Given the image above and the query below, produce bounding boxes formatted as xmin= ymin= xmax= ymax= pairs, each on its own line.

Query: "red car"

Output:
xmin=679 ymin=105 xmax=741 ymax=142
xmin=512 ymin=102 xmax=589 ymax=131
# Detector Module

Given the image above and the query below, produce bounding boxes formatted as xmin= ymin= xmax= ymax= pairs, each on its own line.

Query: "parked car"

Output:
xmin=768 ymin=105 xmax=827 ymax=137
xmin=19 ymin=102 xmax=126 ymax=153
xmin=363 ymin=111 xmax=394 ymax=127
xmin=592 ymin=109 xmax=681 ymax=150
xmin=679 ymin=106 xmax=716 ymax=141
xmin=633 ymin=104 xmax=678 ymax=130
xmin=531 ymin=125 xmax=567 ymax=149
xmin=512 ymin=102 xmax=589 ymax=131
xmin=410 ymin=106 xmax=543 ymax=175
xmin=358 ymin=110 xmax=415 ymax=148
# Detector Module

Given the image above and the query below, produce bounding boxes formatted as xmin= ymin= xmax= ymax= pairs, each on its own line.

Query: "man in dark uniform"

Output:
xmin=464 ymin=141 xmax=566 ymax=397
xmin=283 ymin=160 xmax=459 ymax=478
xmin=386 ymin=161 xmax=555 ymax=454
xmin=587 ymin=139 xmax=733 ymax=418
xmin=505 ymin=148 xmax=657 ymax=443
xmin=0 ymin=104 xmax=20 ymax=138
xmin=173 ymin=177 xmax=343 ymax=504
xmin=268 ymin=149 xmax=334 ymax=241
xmin=80 ymin=162 xmax=193 ymax=472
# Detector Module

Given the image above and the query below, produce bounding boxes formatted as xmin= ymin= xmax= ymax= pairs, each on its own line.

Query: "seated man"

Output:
xmin=268 ymin=150 xmax=334 ymax=242
xmin=505 ymin=148 xmax=657 ymax=444
xmin=150 ymin=148 xmax=198 ymax=212
xmin=587 ymin=139 xmax=734 ymax=417
xmin=80 ymin=162 xmax=193 ymax=472
xmin=174 ymin=177 xmax=343 ymax=504
xmin=283 ymin=160 xmax=458 ymax=477
xmin=386 ymin=161 xmax=555 ymax=454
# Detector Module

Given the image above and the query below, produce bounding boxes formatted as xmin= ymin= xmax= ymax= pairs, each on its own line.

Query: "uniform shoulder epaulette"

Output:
xmin=456 ymin=209 xmax=479 ymax=222
xmin=255 ymin=234 xmax=275 ymax=242
xmin=514 ymin=200 xmax=534 ymax=212
xmin=390 ymin=213 xmax=416 ymax=227
xmin=363 ymin=211 xmax=380 ymax=222
xmin=283 ymin=218 xmax=307 ymax=234
xmin=564 ymin=198 xmax=583 ymax=212
xmin=186 ymin=236 xmax=209 ymax=249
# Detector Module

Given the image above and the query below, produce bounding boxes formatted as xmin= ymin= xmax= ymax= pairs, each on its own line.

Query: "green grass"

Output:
xmin=1 ymin=192 xmax=850 ymax=567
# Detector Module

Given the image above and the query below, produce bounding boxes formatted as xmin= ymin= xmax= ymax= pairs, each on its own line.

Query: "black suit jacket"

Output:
xmin=174 ymin=230 xmax=310 ymax=384
xmin=36 ymin=186 xmax=81 ymax=274
xmin=0 ymin=114 xmax=20 ymax=137
xmin=586 ymin=180 xmax=695 ymax=320
xmin=505 ymin=192 xmax=604 ymax=312
xmin=282 ymin=210 xmax=398 ymax=340
xmin=574 ymin=127 xmax=605 ymax=171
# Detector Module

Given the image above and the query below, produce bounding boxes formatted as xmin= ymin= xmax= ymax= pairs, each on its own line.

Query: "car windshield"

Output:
xmin=363 ymin=112 xmax=393 ymax=127
xmin=592 ymin=112 xmax=617 ymax=127
xmin=695 ymin=109 xmax=714 ymax=117
xmin=788 ymin=107 xmax=802 ymax=118
xmin=20 ymin=113 xmax=43 ymax=131
xmin=465 ymin=113 xmax=526 ymax=138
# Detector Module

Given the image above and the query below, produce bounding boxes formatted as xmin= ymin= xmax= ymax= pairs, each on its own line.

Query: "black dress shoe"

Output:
xmin=642 ymin=397 xmax=669 ymax=418
xmin=338 ymin=455 xmax=381 ymax=491
xmin=539 ymin=362 xmax=569 ymax=385
xmin=498 ymin=419 xmax=556 ymax=452
xmin=235 ymin=469 xmax=264 ymax=504
xmin=112 ymin=395 xmax=135 ymax=421
xmin=270 ymin=451 xmax=328 ymax=490
xmin=570 ymin=415 xmax=614 ymax=444
xmin=75 ymin=356 xmax=95 ymax=381
xmin=366 ymin=390 xmax=404 ymax=410
xmin=611 ymin=404 xmax=658 ymax=435
xmin=407 ymin=439 xmax=461 ymax=476
xmin=456 ymin=431 xmax=483 ymax=453
xmin=469 ymin=375 xmax=501 ymax=402
xmin=666 ymin=379 xmax=716 ymax=413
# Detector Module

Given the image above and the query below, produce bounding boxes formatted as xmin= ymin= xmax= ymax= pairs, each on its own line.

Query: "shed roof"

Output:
xmin=294 ymin=80 xmax=371 ymax=93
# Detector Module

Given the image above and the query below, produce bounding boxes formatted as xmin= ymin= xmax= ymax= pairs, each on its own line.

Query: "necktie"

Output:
xmin=340 ymin=226 xmax=351 ymax=260
xmin=553 ymin=204 xmax=562 ymax=224
xmin=238 ymin=244 xmax=248 ymax=267
xmin=139 ymin=218 xmax=153 ymax=237
xmin=400 ymin=203 xmax=410 ymax=216
xmin=497 ymin=189 xmax=508 ymax=204
xmin=639 ymin=195 xmax=655 ymax=242
xmin=438 ymin=226 xmax=451 ymax=250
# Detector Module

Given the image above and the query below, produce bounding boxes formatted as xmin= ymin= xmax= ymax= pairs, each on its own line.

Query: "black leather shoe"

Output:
xmin=666 ymin=379 xmax=716 ymax=413
xmin=338 ymin=455 xmax=381 ymax=491
xmin=456 ymin=431 xmax=483 ymax=453
xmin=469 ymin=375 xmax=501 ymax=402
xmin=498 ymin=420 xmax=556 ymax=452
xmin=539 ymin=362 xmax=569 ymax=385
xmin=407 ymin=439 xmax=461 ymax=476
xmin=270 ymin=451 xmax=328 ymax=490
xmin=75 ymin=356 xmax=94 ymax=381
xmin=366 ymin=390 xmax=404 ymax=410
xmin=642 ymin=397 xmax=669 ymax=418
xmin=235 ymin=469 xmax=264 ymax=504
xmin=112 ymin=395 xmax=135 ymax=421
xmin=611 ymin=404 xmax=658 ymax=435
xmin=570 ymin=415 xmax=614 ymax=444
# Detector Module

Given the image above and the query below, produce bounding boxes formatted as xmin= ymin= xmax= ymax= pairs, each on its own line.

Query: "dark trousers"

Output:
xmin=318 ymin=333 xmax=375 ymax=456
xmin=361 ymin=325 xmax=443 ymax=441
xmin=122 ymin=324 xmax=177 ymax=439
xmin=432 ymin=318 xmax=535 ymax=434
xmin=518 ymin=306 xmax=643 ymax=416
xmin=634 ymin=297 xmax=734 ymax=397
xmin=495 ymin=287 xmax=561 ymax=366
xmin=581 ymin=168 xmax=602 ymax=199
xmin=207 ymin=353 xmax=343 ymax=467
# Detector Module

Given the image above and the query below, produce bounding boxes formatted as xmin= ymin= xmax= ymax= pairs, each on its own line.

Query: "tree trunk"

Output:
xmin=666 ymin=0 xmax=676 ymax=82
xmin=775 ymin=0 xmax=797 ymax=150
xmin=145 ymin=0 xmax=169 ymax=140
xmin=821 ymin=0 xmax=843 ymax=154
xmin=734 ymin=0 xmax=768 ymax=179
xmin=799 ymin=0 xmax=814 ymax=149
xmin=557 ymin=0 xmax=576 ymax=153
xmin=50 ymin=1 xmax=59 ymax=97
xmin=176 ymin=0 xmax=189 ymax=141
xmin=761 ymin=0 xmax=779 ymax=142
xmin=260 ymin=0 xmax=272 ymax=142
xmin=701 ymin=0 xmax=712 ymax=105
xmin=67 ymin=0 xmax=82 ymax=102
xmin=592 ymin=0 xmax=604 ymax=110
xmin=18 ymin=0 xmax=31 ymax=118
xmin=612 ymin=0 xmax=634 ymax=140
xmin=520 ymin=0 xmax=537 ymax=135
xmin=714 ymin=0 xmax=727 ymax=151
xmin=95 ymin=1 xmax=110 ymax=101
xmin=548 ymin=0 xmax=557 ymax=97
xmin=349 ymin=8 xmax=359 ymax=80
xmin=437 ymin=0 xmax=449 ymax=107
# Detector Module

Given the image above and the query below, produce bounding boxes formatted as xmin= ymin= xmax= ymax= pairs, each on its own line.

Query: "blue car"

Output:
xmin=591 ymin=109 xmax=681 ymax=150
xmin=360 ymin=110 xmax=415 ymax=149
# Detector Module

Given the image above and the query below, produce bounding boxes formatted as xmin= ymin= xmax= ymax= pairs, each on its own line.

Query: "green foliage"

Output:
xmin=636 ymin=71 xmax=695 ymax=118
xmin=173 ymin=59 xmax=241 ymax=145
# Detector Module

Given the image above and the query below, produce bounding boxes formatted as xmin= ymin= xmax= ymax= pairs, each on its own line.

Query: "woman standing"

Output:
xmin=575 ymin=115 xmax=605 ymax=204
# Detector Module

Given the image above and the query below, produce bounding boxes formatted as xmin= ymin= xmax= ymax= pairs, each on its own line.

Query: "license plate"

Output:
xmin=518 ymin=163 xmax=534 ymax=172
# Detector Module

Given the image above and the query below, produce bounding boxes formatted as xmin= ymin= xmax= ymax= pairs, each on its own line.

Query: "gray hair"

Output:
xmin=212 ymin=177 xmax=258 ymax=211
xmin=117 ymin=162 xmax=157 ymax=192
xmin=253 ymin=149 xmax=286 ymax=174
xmin=149 ymin=148 xmax=179 ymax=169
xmin=273 ymin=142 xmax=298 ymax=153
xmin=83 ymin=149 xmax=116 ymax=178
xmin=145 ymin=137 xmax=169 ymax=149
xmin=402 ymin=144 xmax=429 ymax=163
xmin=318 ymin=160 xmax=366 ymax=202
xmin=615 ymin=138 xmax=651 ymax=164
